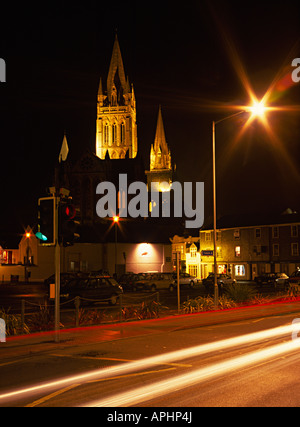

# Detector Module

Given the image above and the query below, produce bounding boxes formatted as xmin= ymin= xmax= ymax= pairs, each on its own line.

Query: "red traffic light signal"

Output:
xmin=59 ymin=201 xmax=80 ymax=246
xmin=63 ymin=204 xmax=76 ymax=220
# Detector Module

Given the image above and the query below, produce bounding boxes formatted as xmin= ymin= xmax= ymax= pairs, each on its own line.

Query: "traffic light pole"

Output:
xmin=54 ymin=196 xmax=60 ymax=343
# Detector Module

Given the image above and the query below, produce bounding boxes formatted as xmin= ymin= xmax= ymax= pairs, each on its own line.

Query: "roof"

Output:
xmin=202 ymin=211 xmax=300 ymax=231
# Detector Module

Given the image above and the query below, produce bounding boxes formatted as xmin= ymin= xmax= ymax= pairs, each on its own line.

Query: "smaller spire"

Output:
xmin=154 ymin=105 xmax=168 ymax=154
xmin=59 ymin=133 xmax=69 ymax=163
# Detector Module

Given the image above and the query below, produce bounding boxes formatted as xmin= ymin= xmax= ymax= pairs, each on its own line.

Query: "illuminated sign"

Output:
xmin=201 ymin=250 xmax=213 ymax=256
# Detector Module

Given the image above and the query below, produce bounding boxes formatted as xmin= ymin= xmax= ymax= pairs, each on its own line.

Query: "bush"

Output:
xmin=181 ymin=296 xmax=214 ymax=313
xmin=77 ymin=307 xmax=110 ymax=325
xmin=0 ymin=308 xmax=30 ymax=336
xmin=122 ymin=300 xmax=166 ymax=320
xmin=181 ymin=295 xmax=237 ymax=314
xmin=224 ymin=283 xmax=256 ymax=304
xmin=27 ymin=305 xmax=55 ymax=332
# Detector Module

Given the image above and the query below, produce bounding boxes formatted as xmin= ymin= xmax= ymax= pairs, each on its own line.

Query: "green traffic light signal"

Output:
xmin=37 ymin=197 xmax=55 ymax=246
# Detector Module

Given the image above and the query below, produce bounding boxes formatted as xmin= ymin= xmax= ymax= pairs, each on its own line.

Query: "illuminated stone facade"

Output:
xmin=95 ymin=35 xmax=138 ymax=160
xmin=70 ymin=35 xmax=175 ymax=230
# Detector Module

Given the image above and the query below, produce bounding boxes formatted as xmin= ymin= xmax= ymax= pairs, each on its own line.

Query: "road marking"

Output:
xmin=25 ymin=384 xmax=80 ymax=407
xmin=26 ymin=367 xmax=175 ymax=407
xmin=50 ymin=353 xmax=192 ymax=367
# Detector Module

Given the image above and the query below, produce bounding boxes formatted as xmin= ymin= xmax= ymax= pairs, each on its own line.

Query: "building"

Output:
xmin=95 ymin=34 xmax=137 ymax=160
xmin=68 ymin=35 xmax=174 ymax=230
xmin=0 ymin=229 xmax=172 ymax=282
xmin=199 ymin=212 xmax=300 ymax=280
xmin=170 ymin=235 xmax=201 ymax=278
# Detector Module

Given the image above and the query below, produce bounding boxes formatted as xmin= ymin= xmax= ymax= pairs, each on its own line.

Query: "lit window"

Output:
xmin=235 ymin=265 xmax=245 ymax=276
xmin=205 ymin=232 xmax=211 ymax=241
xmin=235 ymin=246 xmax=241 ymax=257
xmin=190 ymin=245 xmax=197 ymax=258
xmin=120 ymin=122 xmax=125 ymax=144
xmin=112 ymin=123 xmax=117 ymax=144
xmin=104 ymin=123 xmax=109 ymax=145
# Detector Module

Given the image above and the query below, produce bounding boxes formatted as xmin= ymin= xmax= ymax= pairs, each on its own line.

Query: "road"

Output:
xmin=1 ymin=307 xmax=300 ymax=407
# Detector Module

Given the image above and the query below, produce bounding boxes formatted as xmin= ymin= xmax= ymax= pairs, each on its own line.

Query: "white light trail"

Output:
xmin=87 ymin=339 xmax=300 ymax=407
xmin=0 ymin=323 xmax=298 ymax=404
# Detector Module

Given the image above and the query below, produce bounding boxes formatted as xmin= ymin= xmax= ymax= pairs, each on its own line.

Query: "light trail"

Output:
xmin=87 ymin=338 xmax=300 ymax=407
xmin=0 ymin=323 xmax=298 ymax=405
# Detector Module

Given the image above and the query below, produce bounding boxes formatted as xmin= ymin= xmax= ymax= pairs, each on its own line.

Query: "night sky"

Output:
xmin=0 ymin=0 xmax=300 ymax=246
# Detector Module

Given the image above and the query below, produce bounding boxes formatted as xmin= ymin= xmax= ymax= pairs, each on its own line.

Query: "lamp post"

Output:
xmin=113 ymin=216 xmax=119 ymax=276
xmin=212 ymin=102 xmax=266 ymax=308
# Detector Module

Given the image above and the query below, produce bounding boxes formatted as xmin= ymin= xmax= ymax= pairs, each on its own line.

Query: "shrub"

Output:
xmin=0 ymin=308 xmax=30 ymax=336
xmin=27 ymin=304 xmax=61 ymax=332
xmin=181 ymin=295 xmax=237 ymax=313
xmin=122 ymin=300 xmax=166 ymax=320
xmin=181 ymin=296 xmax=214 ymax=313
xmin=224 ymin=283 xmax=256 ymax=304
xmin=77 ymin=307 xmax=110 ymax=325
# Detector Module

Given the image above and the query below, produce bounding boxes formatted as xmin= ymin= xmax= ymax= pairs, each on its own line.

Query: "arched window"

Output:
xmin=120 ymin=122 xmax=125 ymax=144
xmin=104 ymin=123 xmax=109 ymax=145
xmin=112 ymin=123 xmax=117 ymax=144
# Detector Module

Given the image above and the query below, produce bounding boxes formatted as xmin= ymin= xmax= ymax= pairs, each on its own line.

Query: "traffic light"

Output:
xmin=59 ymin=200 xmax=80 ymax=246
xmin=37 ymin=197 xmax=55 ymax=245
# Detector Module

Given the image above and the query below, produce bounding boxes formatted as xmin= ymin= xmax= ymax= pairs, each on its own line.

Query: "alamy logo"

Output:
xmin=0 ymin=318 xmax=6 ymax=342
xmin=96 ymin=174 xmax=204 ymax=229
xmin=0 ymin=58 xmax=6 ymax=82
xmin=292 ymin=58 xmax=300 ymax=83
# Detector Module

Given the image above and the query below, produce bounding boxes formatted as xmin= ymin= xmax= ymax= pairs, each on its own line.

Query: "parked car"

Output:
xmin=202 ymin=273 xmax=236 ymax=293
xmin=134 ymin=272 xmax=175 ymax=292
xmin=274 ymin=273 xmax=289 ymax=289
xmin=254 ymin=272 xmax=289 ymax=288
xmin=59 ymin=275 xmax=123 ymax=305
xmin=44 ymin=273 xmax=79 ymax=287
xmin=173 ymin=272 xmax=200 ymax=289
xmin=289 ymin=269 xmax=300 ymax=287
xmin=118 ymin=273 xmax=147 ymax=292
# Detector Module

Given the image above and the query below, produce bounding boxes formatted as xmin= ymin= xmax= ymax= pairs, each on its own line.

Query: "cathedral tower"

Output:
xmin=96 ymin=35 xmax=138 ymax=160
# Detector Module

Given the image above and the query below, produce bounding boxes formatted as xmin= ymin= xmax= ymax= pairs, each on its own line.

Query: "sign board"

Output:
xmin=50 ymin=283 xmax=55 ymax=299
xmin=201 ymin=250 xmax=214 ymax=256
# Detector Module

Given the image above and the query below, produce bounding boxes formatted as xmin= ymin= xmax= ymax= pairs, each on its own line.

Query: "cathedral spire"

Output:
xmin=146 ymin=106 xmax=173 ymax=191
xmin=153 ymin=105 xmax=168 ymax=156
xmin=107 ymin=34 xmax=127 ymax=104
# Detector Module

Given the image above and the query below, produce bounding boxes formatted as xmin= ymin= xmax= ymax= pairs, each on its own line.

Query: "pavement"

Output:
xmin=1 ymin=299 xmax=300 ymax=362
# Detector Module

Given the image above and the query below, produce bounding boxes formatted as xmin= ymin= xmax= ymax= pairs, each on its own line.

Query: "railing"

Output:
xmin=16 ymin=292 xmax=161 ymax=332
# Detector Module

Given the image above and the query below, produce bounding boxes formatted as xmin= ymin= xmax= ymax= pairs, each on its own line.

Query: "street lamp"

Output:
xmin=113 ymin=216 xmax=119 ymax=276
xmin=212 ymin=101 xmax=267 ymax=308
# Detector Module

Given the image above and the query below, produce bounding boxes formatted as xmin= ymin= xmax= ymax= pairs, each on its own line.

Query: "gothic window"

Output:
xmin=111 ymin=85 xmax=117 ymax=106
xmin=104 ymin=123 xmax=109 ymax=145
xmin=120 ymin=122 xmax=125 ymax=144
xmin=112 ymin=123 xmax=117 ymax=144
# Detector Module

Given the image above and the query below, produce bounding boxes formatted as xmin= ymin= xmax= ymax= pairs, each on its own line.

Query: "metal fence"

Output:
xmin=16 ymin=292 xmax=161 ymax=332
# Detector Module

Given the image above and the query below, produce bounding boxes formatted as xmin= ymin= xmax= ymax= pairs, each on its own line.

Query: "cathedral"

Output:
xmin=68 ymin=35 xmax=181 ymax=243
